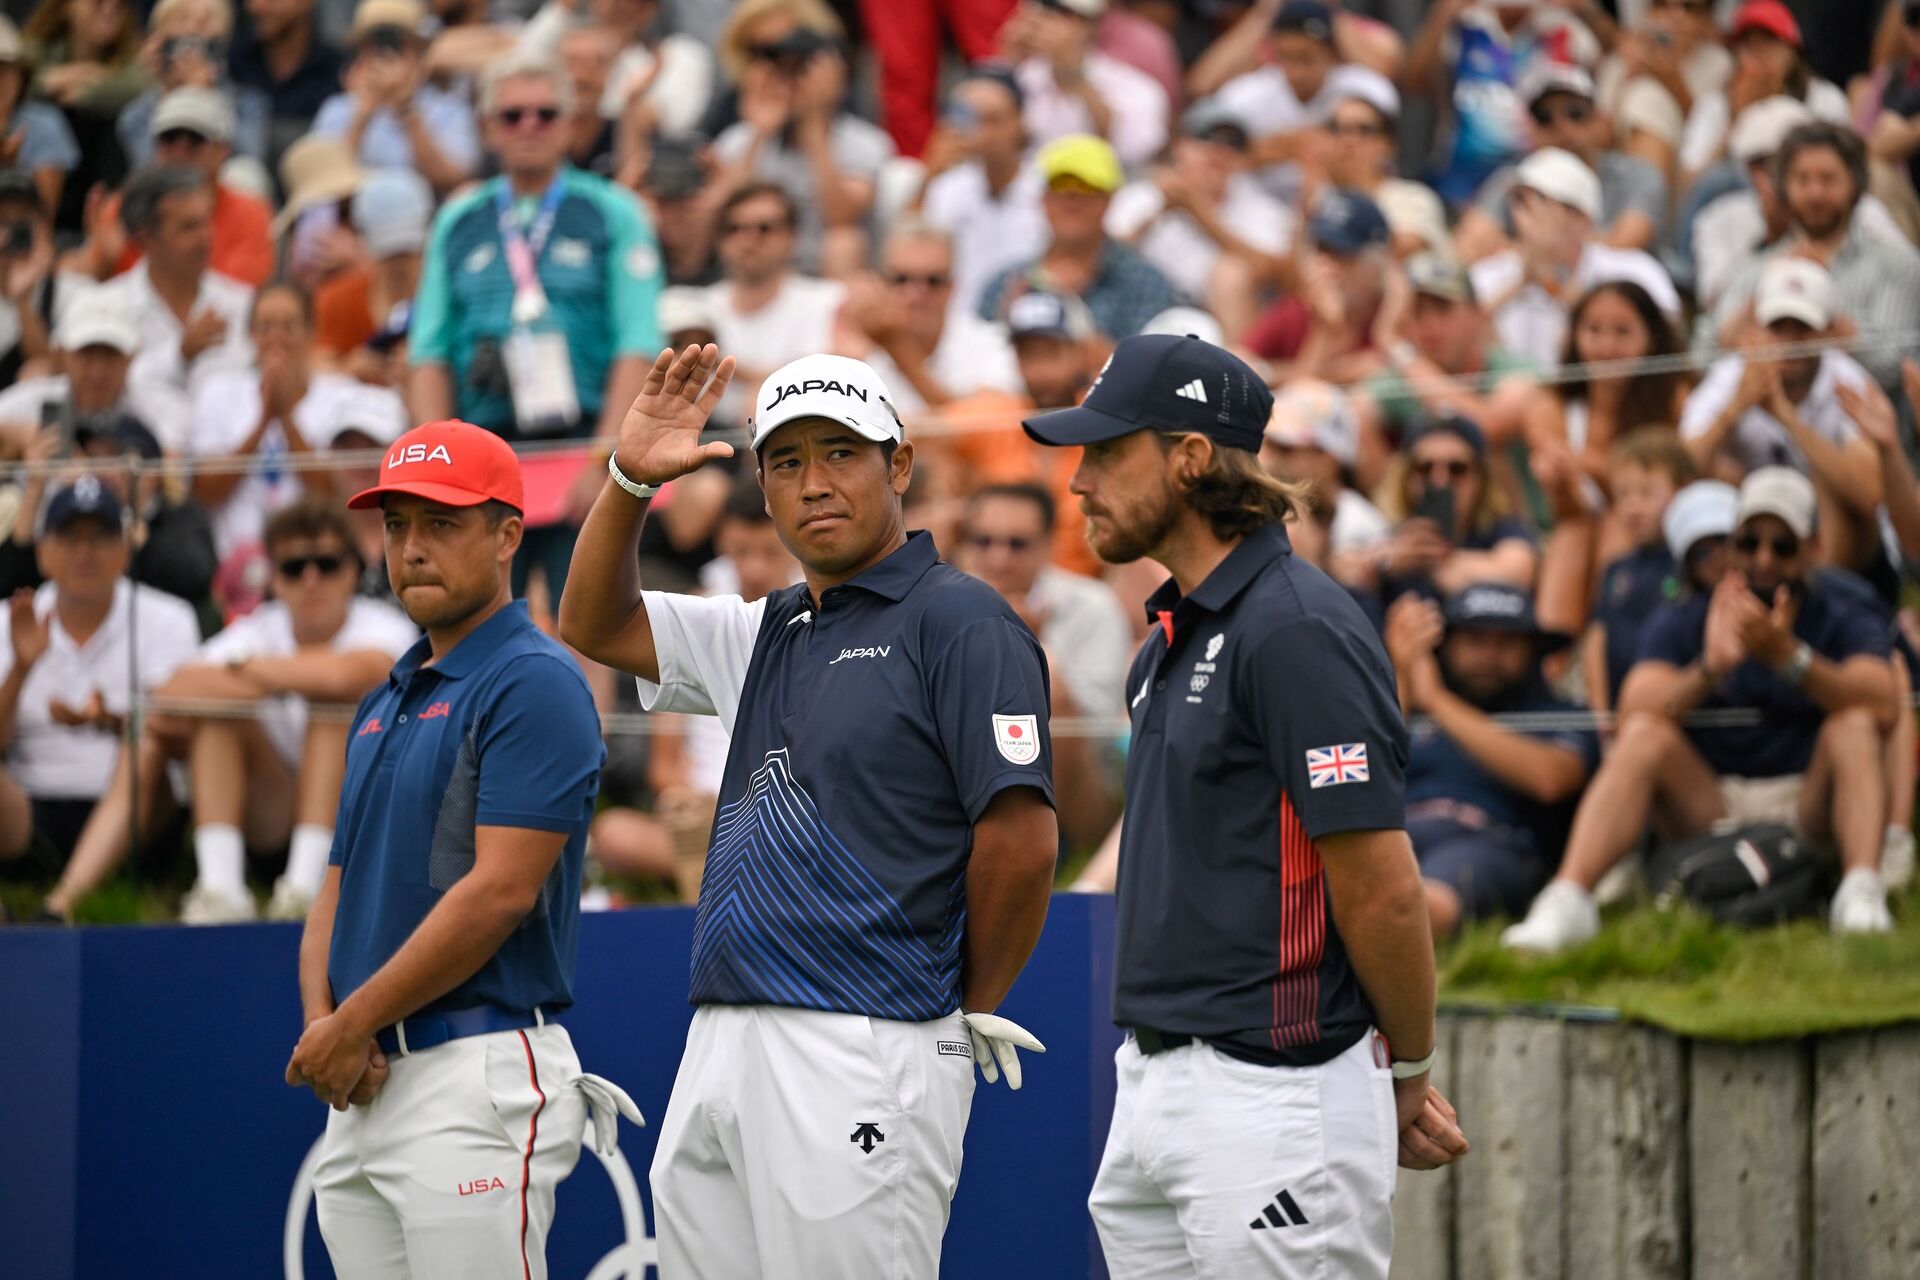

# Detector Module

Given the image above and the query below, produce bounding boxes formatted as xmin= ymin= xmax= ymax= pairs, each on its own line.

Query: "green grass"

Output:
xmin=1437 ymin=885 xmax=1920 ymax=1040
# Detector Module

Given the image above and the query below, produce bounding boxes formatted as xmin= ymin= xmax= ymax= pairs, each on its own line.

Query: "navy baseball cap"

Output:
xmin=43 ymin=474 xmax=123 ymax=535
xmin=1023 ymin=333 xmax=1274 ymax=450
xmin=1273 ymin=0 xmax=1334 ymax=42
xmin=1443 ymin=582 xmax=1570 ymax=653
xmin=1309 ymin=188 xmax=1391 ymax=257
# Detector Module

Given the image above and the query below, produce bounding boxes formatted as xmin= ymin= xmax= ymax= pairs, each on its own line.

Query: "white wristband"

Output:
xmin=607 ymin=453 xmax=659 ymax=500
xmin=1390 ymin=1046 xmax=1438 ymax=1079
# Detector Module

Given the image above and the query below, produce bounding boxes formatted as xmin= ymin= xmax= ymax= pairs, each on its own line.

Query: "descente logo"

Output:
xmin=768 ymin=379 xmax=870 ymax=410
xmin=387 ymin=442 xmax=454 ymax=469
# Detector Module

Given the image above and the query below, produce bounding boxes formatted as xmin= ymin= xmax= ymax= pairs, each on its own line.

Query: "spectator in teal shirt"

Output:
xmin=409 ymin=49 xmax=662 ymax=599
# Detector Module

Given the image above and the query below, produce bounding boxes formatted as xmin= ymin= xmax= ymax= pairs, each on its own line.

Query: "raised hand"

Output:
xmin=8 ymin=589 xmax=49 ymax=670
xmin=614 ymin=344 xmax=738 ymax=487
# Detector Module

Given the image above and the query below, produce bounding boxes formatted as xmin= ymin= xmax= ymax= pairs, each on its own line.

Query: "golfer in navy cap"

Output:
xmin=1026 ymin=334 xmax=1468 ymax=1277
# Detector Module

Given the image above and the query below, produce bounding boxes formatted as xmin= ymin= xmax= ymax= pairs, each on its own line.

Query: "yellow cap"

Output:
xmin=1037 ymin=135 xmax=1123 ymax=194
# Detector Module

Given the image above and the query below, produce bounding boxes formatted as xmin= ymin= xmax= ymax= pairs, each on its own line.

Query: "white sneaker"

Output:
xmin=1831 ymin=868 xmax=1894 ymax=935
xmin=1881 ymin=826 xmax=1915 ymax=892
xmin=265 ymin=877 xmax=314 ymax=922
xmin=180 ymin=883 xmax=258 ymax=925
xmin=1501 ymin=880 xmax=1601 ymax=954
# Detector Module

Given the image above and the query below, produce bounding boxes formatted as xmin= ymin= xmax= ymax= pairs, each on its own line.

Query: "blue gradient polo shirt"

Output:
xmin=636 ymin=531 xmax=1056 ymax=1022
xmin=328 ymin=602 xmax=604 ymax=1017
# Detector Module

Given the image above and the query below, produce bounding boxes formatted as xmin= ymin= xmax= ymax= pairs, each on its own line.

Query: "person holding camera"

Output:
xmin=1377 ymin=415 xmax=1537 ymax=608
xmin=116 ymin=0 xmax=269 ymax=169
xmin=312 ymin=0 xmax=476 ymax=195
xmin=712 ymin=3 xmax=892 ymax=278
xmin=0 ymin=169 xmax=59 ymax=388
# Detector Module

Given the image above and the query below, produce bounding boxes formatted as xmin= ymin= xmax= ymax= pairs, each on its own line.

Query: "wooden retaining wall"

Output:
xmin=1388 ymin=1017 xmax=1920 ymax=1280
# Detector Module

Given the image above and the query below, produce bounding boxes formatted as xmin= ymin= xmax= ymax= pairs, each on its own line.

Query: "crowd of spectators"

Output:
xmin=0 ymin=0 xmax=1915 ymax=946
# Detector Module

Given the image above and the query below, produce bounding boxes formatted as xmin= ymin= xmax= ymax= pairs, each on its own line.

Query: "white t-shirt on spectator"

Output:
xmin=186 ymin=372 xmax=399 ymax=558
xmin=706 ymin=275 xmax=848 ymax=423
xmin=1105 ymin=175 xmax=1294 ymax=301
xmin=197 ymin=597 xmax=418 ymax=768
xmin=861 ymin=312 xmax=1022 ymax=420
xmin=713 ymin=116 xmax=894 ymax=271
xmin=1206 ymin=63 xmax=1369 ymax=140
xmin=1030 ymin=565 xmax=1131 ymax=716
xmin=1469 ymin=241 xmax=1682 ymax=370
xmin=0 ymin=373 xmax=188 ymax=451
xmin=0 ymin=580 xmax=200 ymax=799
xmin=922 ymin=164 xmax=1048 ymax=324
xmin=1016 ymin=52 xmax=1169 ymax=170
xmin=1691 ymin=190 xmax=1908 ymax=312
xmin=1680 ymin=79 xmax=1850 ymax=176
xmin=76 ymin=267 xmax=253 ymax=426
xmin=1680 ymin=350 xmax=1874 ymax=474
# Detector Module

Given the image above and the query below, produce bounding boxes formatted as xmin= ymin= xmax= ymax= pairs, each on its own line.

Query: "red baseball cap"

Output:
xmin=347 ymin=420 xmax=525 ymax=511
xmin=1731 ymin=0 xmax=1801 ymax=48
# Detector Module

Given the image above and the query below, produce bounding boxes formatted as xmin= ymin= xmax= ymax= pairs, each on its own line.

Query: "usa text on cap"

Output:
xmin=750 ymin=354 xmax=904 ymax=452
xmin=1023 ymin=333 xmax=1274 ymax=451
xmin=348 ymin=420 xmax=526 ymax=511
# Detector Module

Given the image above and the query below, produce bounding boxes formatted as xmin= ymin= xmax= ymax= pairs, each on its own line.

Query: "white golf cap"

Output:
xmin=1327 ymin=65 xmax=1400 ymax=122
xmin=1514 ymin=146 xmax=1601 ymax=222
xmin=55 ymin=288 xmax=139 ymax=355
xmin=750 ymin=354 xmax=904 ymax=451
xmin=1754 ymin=255 xmax=1832 ymax=329
xmin=1729 ymin=95 xmax=1815 ymax=164
xmin=1736 ymin=465 xmax=1817 ymax=540
xmin=1518 ymin=60 xmax=1595 ymax=107
xmin=151 ymin=86 xmax=237 ymax=142
xmin=1663 ymin=479 xmax=1738 ymax=564
xmin=1264 ymin=378 xmax=1357 ymax=467
xmin=1141 ymin=305 xmax=1225 ymax=347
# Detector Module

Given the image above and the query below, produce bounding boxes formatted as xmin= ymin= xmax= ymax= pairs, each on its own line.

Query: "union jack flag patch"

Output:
xmin=1306 ymin=743 xmax=1369 ymax=788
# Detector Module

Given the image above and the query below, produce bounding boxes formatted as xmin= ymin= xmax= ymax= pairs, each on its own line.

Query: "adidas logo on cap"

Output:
xmin=1175 ymin=379 xmax=1208 ymax=404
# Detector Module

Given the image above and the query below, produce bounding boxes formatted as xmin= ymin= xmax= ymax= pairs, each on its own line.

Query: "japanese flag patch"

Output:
xmin=1305 ymin=743 xmax=1369 ymax=788
xmin=993 ymin=714 xmax=1041 ymax=765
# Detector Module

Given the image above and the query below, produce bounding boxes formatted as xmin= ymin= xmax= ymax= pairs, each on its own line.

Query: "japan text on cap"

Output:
xmin=44 ymin=474 xmax=124 ymax=535
xmin=348 ymin=420 xmax=525 ymax=511
xmin=1442 ymin=582 xmax=1570 ymax=653
xmin=1037 ymin=134 xmax=1123 ymax=193
xmin=750 ymin=354 xmax=904 ymax=452
xmin=1663 ymin=480 xmax=1738 ymax=564
xmin=151 ymin=86 xmax=236 ymax=142
xmin=1023 ymin=333 xmax=1273 ymax=451
xmin=1754 ymin=256 xmax=1832 ymax=329
xmin=1008 ymin=289 xmax=1096 ymax=342
xmin=1735 ymin=466 xmax=1816 ymax=541
xmin=1514 ymin=147 xmax=1601 ymax=222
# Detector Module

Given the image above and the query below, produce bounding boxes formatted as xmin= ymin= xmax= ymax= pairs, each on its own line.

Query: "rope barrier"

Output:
xmin=1 ymin=328 xmax=1916 ymax=482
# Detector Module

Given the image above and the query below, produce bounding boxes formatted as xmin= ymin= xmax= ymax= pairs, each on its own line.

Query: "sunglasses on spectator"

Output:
xmin=156 ymin=128 xmax=208 ymax=148
xmin=1529 ymin=98 xmax=1593 ymax=127
xmin=277 ymin=554 xmax=348 ymax=579
xmin=967 ymin=533 xmax=1035 ymax=552
xmin=886 ymin=271 xmax=951 ymax=288
xmin=724 ymin=218 xmax=788 ymax=237
xmin=1414 ymin=458 xmax=1472 ymax=480
xmin=1734 ymin=532 xmax=1801 ymax=559
xmin=496 ymin=105 xmax=561 ymax=127
xmin=1328 ymin=118 xmax=1387 ymax=139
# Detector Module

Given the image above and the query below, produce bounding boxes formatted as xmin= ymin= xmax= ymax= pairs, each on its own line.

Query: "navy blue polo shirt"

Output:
xmin=1592 ymin=542 xmax=1680 ymax=700
xmin=328 ymin=602 xmax=604 ymax=1018
xmin=1113 ymin=524 xmax=1409 ymax=1067
xmin=1407 ymin=684 xmax=1598 ymax=857
xmin=1636 ymin=576 xmax=1892 ymax=778
xmin=638 ymin=531 xmax=1055 ymax=1022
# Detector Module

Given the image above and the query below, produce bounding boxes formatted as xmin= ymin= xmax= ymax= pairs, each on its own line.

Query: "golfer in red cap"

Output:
xmin=287 ymin=419 xmax=642 ymax=1280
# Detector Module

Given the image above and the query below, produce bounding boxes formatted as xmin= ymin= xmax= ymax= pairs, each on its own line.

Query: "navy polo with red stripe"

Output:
xmin=1112 ymin=523 xmax=1409 ymax=1067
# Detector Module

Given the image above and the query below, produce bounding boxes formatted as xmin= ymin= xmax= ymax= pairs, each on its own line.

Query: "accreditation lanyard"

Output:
xmin=496 ymin=174 xmax=567 ymax=323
